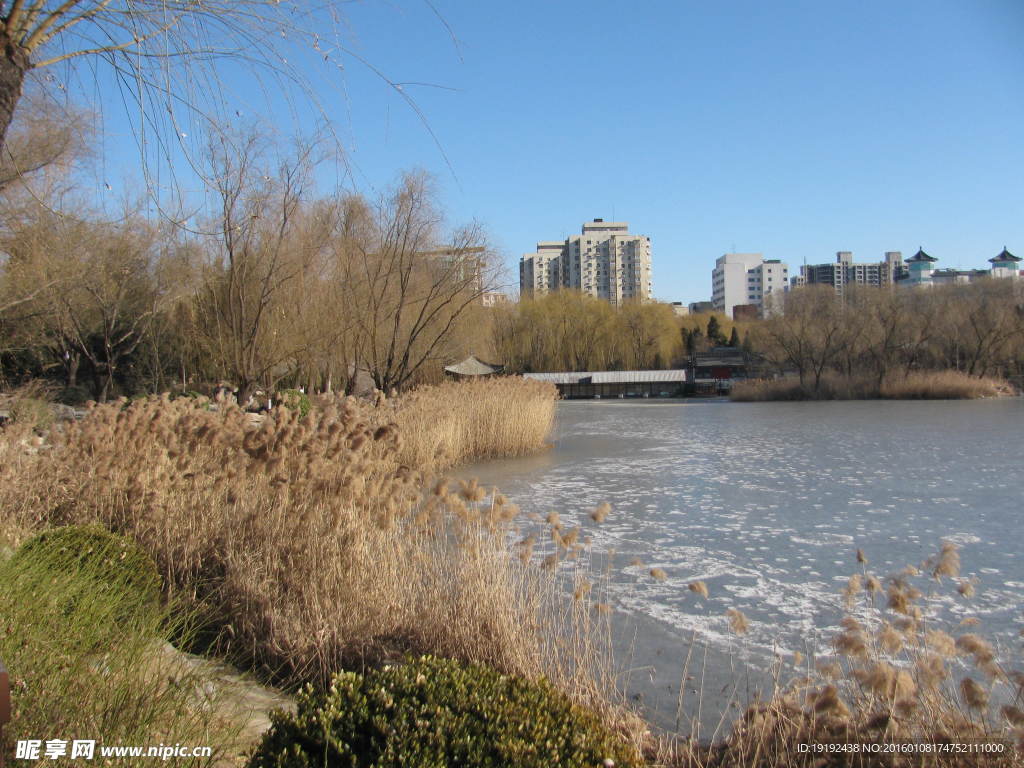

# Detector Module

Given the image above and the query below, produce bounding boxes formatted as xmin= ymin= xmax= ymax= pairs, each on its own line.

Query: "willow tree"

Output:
xmin=2 ymin=208 xmax=160 ymax=399
xmin=338 ymin=171 xmax=498 ymax=392
xmin=0 ymin=2 xmax=376 ymax=159
xmin=192 ymin=132 xmax=321 ymax=405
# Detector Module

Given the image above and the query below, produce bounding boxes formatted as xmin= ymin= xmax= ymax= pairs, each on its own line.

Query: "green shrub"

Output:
xmin=0 ymin=531 xmax=232 ymax=763
xmin=278 ymin=388 xmax=311 ymax=418
xmin=11 ymin=524 xmax=162 ymax=611
xmin=251 ymin=655 xmax=639 ymax=768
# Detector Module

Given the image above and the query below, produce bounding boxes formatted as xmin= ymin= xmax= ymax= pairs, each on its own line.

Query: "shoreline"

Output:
xmin=730 ymin=370 xmax=1016 ymax=402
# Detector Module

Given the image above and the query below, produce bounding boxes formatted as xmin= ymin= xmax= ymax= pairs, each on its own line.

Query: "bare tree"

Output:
xmin=339 ymin=171 xmax=498 ymax=392
xmin=0 ymin=2 xmax=369 ymax=154
xmin=942 ymin=280 xmax=1024 ymax=377
xmin=3 ymin=208 xmax=159 ymax=399
xmin=0 ymin=83 xmax=86 ymax=192
xmin=756 ymin=285 xmax=846 ymax=393
xmin=192 ymin=133 xmax=321 ymax=405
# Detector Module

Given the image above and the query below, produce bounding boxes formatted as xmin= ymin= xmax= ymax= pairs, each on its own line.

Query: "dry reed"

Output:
xmin=365 ymin=376 xmax=557 ymax=472
xmin=730 ymin=371 xmax=1011 ymax=402
xmin=0 ymin=381 xmax=638 ymax=732
xmin=694 ymin=541 xmax=1023 ymax=768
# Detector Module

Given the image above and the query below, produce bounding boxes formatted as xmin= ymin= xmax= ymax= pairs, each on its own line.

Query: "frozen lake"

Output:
xmin=463 ymin=397 xmax=1024 ymax=735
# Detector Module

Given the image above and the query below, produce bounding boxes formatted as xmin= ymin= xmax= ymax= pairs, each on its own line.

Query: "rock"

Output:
xmin=152 ymin=641 xmax=296 ymax=747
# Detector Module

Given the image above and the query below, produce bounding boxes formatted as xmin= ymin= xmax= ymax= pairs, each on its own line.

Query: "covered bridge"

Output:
xmin=523 ymin=370 xmax=686 ymax=399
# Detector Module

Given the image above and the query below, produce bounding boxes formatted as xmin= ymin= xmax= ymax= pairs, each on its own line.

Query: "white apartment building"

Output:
xmin=520 ymin=219 xmax=652 ymax=306
xmin=711 ymin=253 xmax=789 ymax=318
xmin=519 ymin=242 xmax=564 ymax=297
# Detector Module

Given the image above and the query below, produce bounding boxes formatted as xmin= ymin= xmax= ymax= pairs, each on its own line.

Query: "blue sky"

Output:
xmin=81 ymin=0 xmax=1024 ymax=303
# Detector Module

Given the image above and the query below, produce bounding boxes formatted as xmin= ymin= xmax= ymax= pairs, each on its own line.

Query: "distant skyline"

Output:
xmin=78 ymin=0 xmax=1024 ymax=304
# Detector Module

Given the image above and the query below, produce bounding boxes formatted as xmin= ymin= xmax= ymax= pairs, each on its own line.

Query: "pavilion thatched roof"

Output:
xmin=444 ymin=355 xmax=504 ymax=377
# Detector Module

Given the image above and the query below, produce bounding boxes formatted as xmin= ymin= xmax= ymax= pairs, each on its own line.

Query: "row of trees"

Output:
xmin=1 ymin=130 xmax=498 ymax=402
xmin=492 ymin=291 xmax=751 ymax=373
xmin=755 ymin=282 xmax=1024 ymax=393
xmin=489 ymin=283 xmax=1024 ymax=386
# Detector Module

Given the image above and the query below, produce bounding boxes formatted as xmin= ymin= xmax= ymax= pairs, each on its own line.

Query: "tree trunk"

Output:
xmin=103 ymin=365 xmax=115 ymax=403
xmin=91 ymin=369 xmax=105 ymax=402
xmin=0 ymin=30 xmax=30 ymax=153
xmin=65 ymin=352 xmax=80 ymax=388
xmin=236 ymin=380 xmax=258 ymax=409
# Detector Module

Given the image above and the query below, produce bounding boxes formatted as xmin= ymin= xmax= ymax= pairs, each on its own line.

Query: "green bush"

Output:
xmin=11 ymin=524 xmax=162 ymax=610
xmin=278 ymin=388 xmax=312 ymax=418
xmin=251 ymin=655 xmax=639 ymax=768
xmin=0 ymin=530 xmax=232 ymax=763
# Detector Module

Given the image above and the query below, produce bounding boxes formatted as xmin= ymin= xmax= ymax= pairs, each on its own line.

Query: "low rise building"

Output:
xmin=930 ymin=268 xmax=990 ymax=285
xmin=731 ymin=304 xmax=760 ymax=322
xmin=690 ymin=346 xmax=750 ymax=395
xmin=524 ymin=369 xmax=686 ymax=399
xmin=424 ymin=246 xmax=487 ymax=295
xmin=481 ymin=291 xmax=510 ymax=307
xmin=989 ymin=247 xmax=1020 ymax=279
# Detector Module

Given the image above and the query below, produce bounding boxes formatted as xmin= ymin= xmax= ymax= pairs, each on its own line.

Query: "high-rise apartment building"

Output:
xmin=711 ymin=253 xmax=789 ymax=318
xmin=519 ymin=219 xmax=652 ymax=305
xmin=794 ymin=251 xmax=905 ymax=294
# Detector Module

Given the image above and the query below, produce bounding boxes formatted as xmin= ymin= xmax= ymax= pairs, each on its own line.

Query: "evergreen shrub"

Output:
xmin=251 ymin=655 xmax=639 ymax=768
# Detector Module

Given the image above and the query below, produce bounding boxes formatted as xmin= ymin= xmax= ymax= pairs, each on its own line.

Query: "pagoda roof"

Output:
xmin=907 ymin=247 xmax=937 ymax=263
xmin=444 ymin=355 xmax=504 ymax=376
xmin=989 ymin=247 xmax=1020 ymax=264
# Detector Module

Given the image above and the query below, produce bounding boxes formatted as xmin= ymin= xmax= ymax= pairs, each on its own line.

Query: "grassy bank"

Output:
xmin=731 ymin=371 xmax=1014 ymax=402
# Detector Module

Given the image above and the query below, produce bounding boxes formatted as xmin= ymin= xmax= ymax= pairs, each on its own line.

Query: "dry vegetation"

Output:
xmin=493 ymin=290 xmax=756 ymax=374
xmin=0 ymin=379 xmax=564 ymax=682
xmin=0 ymin=378 xmax=643 ymax=744
xmin=0 ymin=149 xmax=501 ymax=403
xmin=748 ymin=282 xmax=1024 ymax=399
xmin=731 ymin=371 xmax=1012 ymax=402
xmin=1 ymin=377 xmax=1022 ymax=766
xmin=380 ymin=376 xmax=557 ymax=471
xmin=664 ymin=543 xmax=1024 ymax=768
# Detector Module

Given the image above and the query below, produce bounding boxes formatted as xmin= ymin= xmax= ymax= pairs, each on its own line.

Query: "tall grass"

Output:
xmin=654 ymin=543 xmax=1023 ymax=768
xmin=731 ymin=371 xmax=1012 ymax=402
xmin=0 ymin=540 xmax=239 ymax=765
xmin=365 ymin=376 xmax=557 ymax=471
xmin=0 ymin=380 xmax=637 ymax=739
xmin=2 ymin=380 xmax=58 ymax=430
